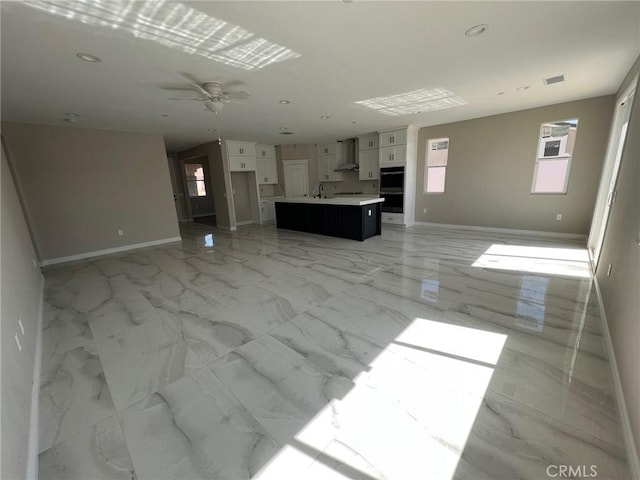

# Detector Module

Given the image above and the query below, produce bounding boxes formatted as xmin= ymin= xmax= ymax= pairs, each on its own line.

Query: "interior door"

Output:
xmin=284 ymin=160 xmax=309 ymax=197
xmin=588 ymin=79 xmax=636 ymax=266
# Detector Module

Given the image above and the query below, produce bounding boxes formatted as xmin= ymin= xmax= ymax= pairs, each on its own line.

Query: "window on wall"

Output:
xmin=425 ymin=138 xmax=449 ymax=193
xmin=185 ymin=163 xmax=207 ymax=197
xmin=531 ymin=119 xmax=578 ymax=194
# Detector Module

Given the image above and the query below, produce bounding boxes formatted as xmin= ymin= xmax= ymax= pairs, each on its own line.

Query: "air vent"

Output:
xmin=279 ymin=131 xmax=294 ymax=135
xmin=543 ymin=75 xmax=565 ymax=85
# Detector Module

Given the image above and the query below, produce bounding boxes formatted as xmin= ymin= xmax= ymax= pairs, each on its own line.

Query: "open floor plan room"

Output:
xmin=37 ymin=223 xmax=629 ymax=479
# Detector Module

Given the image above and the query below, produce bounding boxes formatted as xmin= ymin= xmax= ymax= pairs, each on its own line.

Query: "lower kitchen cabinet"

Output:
xmin=275 ymin=202 xmax=381 ymax=241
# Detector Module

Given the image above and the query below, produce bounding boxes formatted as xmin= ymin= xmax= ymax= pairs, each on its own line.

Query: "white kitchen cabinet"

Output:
xmin=358 ymin=133 xmax=379 ymax=150
xmin=257 ymin=144 xmax=276 ymax=158
xmin=317 ymin=143 xmax=338 ymax=156
xmin=358 ymin=149 xmax=379 ymax=180
xmin=226 ymin=140 xmax=256 ymax=157
xmin=379 ymin=129 xmax=407 ymax=147
xmin=257 ymin=156 xmax=278 ymax=184
xmin=229 ymin=155 xmax=257 ymax=172
xmin=259 ymin=200 xmax=276 ymax=223
xmin=317 ymin=143 xmax=343 ymax=182
xmin=379 ymin=144 xmax=407 ymax=166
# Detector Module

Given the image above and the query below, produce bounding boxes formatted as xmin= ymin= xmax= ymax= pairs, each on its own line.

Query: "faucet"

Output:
xmin=319 ymin=183 xmax=324 ymax=198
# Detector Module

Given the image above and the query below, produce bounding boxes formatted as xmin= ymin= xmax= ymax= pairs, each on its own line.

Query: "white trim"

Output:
xmin=26 ymin=275 xmax=45 ymax=480
xmin=235 ymin=220 xmax=253 ymax=226
xmin=592 ymin=276 xmax=640 ymax=478
xmin=39 ymin=237 xmax=182 ymax=267
xmin=412 ymin=221 xmax=587 ymax=240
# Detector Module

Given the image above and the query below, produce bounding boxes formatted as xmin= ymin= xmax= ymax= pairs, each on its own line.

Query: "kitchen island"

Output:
xmin=275 ymin=196 xmax=384 ymax=241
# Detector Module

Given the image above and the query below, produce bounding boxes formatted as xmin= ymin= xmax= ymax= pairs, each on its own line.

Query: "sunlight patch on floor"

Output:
xmin=256 ymin=318 xmax=508 ymax=479
xmin=472 ymin=244 xmax=591 ymax=278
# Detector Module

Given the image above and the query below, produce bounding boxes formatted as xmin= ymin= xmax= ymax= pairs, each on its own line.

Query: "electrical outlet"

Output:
xmin=118 ymin=229 xmax=124 ymax=236
xmin=423 ymin=208 xmax=427 ymax=214
xmin=556 ymin=214 xmax=562 ymax=221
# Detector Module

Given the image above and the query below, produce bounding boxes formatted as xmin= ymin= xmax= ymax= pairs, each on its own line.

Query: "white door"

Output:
xmin=588 ymin=78 xmax=637 ymax=266
xmin=283 ymin=160 xmax=309 ymax=197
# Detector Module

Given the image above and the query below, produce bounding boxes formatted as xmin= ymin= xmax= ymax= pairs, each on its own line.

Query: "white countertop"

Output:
xmin=275 ymin=196 xmax=384 ymax=206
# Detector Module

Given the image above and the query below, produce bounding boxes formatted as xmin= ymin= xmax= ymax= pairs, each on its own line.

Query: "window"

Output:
xmin=185 ymin=163 xmax=207 ymax=197
xmin=425 ymin=138 xmax=449 ymax=193
xmin=531 ymin=119 xmax=578 ymax=194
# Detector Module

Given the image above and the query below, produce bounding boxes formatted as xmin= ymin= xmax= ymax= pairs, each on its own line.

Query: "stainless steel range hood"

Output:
xmin=334 ymin=138 xmax=359 ymax=171
xmin=334 ymin=162 xmax=359 ymax=172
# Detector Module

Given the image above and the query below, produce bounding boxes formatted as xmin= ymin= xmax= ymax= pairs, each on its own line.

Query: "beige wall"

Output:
xmin=276 ymin=143 xmax=378 ymax=196
xmin=1 ymin=123 xmax=180 ymax=262
xmin=595 ymin=56 xmax=640 ymax=465
xmin=277 ymin=144 xmax=318 ymax=196
xmin=415 ymin=96 xmax=615 ymax=234
xmin=1 ymin=140 xmax=44 ymax=479
xmin=178 ymin=141 xmax=233 ymax=229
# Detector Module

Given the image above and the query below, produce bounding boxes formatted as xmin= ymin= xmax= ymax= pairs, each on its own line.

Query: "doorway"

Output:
xmin=588 ymin=77 xmax=637 ymax=267
xmin=283 ymin=159 xmax=309 ymax=197
xmin=183 ymin=158 xmax=216 ymax=224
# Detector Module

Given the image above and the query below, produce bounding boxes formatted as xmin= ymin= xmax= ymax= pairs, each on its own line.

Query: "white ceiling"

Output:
xmin=1 ymin=1 xmax=639 ymax=152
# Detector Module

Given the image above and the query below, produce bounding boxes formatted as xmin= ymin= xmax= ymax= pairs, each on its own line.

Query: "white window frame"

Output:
xmin=531 ymin=120 xmax=578 ymax=195
xmin=424 ymin=137 xmax=449 ymax=194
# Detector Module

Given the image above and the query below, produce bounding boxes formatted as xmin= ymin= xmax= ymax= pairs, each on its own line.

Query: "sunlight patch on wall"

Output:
xmin=23 ymin=0 xmax=300 ymax=70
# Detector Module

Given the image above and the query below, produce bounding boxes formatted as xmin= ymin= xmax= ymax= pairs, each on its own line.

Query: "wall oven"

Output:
xmin=380 ymin=166 xmax=404 ymax=213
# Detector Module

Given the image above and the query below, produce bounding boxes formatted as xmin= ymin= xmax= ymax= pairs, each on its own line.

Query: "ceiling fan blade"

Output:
xmin=169 ymin=97 xmax=207 ymax=101
xmin=223 ymin=79 xmax=245 ymax=89
xmin=223 ymin=90 xmax=249 ymax=100
xmin=178 ymin=71 xmax=203 ymax=85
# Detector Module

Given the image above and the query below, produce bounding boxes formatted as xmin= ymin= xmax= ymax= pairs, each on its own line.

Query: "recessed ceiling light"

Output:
xmin=465 ymin=24 xmax=488 ymax=37
xmin=497 ymin=92 xmax=505 ymax=96
xmin=279 ymin=127 xmax=288 ymax=130
xmin=161 ymin=114 xmax=169 ymax=117
xmin=356 ymin=87 xmax=466 ymax=116
xmin=516 ymin=86 xmax=530 ymax=91
xmin=320 ymin=115 xmax=330 ymax=119
xmin=279 ymin=99 xmax=291 ymax=104
xmin=76 ymin=52 xmax=102 ymax=63
xmin=280 ymin=131 xmax=294 ymax=135
xmin=65 ymin=112 xmax=79 ymax=117
xmin=352 ymin=121 xmax=357 ymax=124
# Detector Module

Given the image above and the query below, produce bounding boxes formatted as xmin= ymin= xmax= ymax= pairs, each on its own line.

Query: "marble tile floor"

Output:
xmin=38 ymin=222 xmax=631 ymax=479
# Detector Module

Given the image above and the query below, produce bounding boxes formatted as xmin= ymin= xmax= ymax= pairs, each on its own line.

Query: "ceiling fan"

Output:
xmin=166 ymin=73 xmax=249 ymax=113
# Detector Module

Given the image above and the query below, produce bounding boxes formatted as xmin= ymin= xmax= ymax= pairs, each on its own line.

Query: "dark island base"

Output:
xmin=275 ymin=202 xmax=382 ymax=241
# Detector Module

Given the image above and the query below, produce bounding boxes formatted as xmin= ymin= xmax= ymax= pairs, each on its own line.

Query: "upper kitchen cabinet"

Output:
xmin=256 ymin=144 xmax=278 ymax=184
xmin=358 ymin=133 xmax=379 ymax=150
xmin=225 ymin=140 xmax=257 ymax=171
xmin=379 ymin=129 xmax=407 ymax=147
xmin=317 ymin=142 xmax=343 ymax=182
xmin=229 ymin=155 xmax=257 ymax=172
xmin=226 ymin=140 xmax=256 ymax=157
xmin=358 ymin=133 xmax=379 ymax=181
xmin=379 ymin=128 xmax=409 ymax=166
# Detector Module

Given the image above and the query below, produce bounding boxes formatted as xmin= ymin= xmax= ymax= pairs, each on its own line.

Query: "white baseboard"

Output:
xmin=592 ymin=276 xmax=640 ymax=477
xmin=235 ymin=221 xmax=253 ymax=227
xmin=39 ymin=236 xmax=182 ymax=267
xmin=412 ymin=221 xmax=587 ymax=241
xmin=26 ymin=275 xmax=44 ymax=480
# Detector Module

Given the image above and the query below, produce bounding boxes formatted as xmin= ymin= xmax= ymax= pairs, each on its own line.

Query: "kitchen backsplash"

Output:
xmin=328 ymin=170 xmax=378 ymax=195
